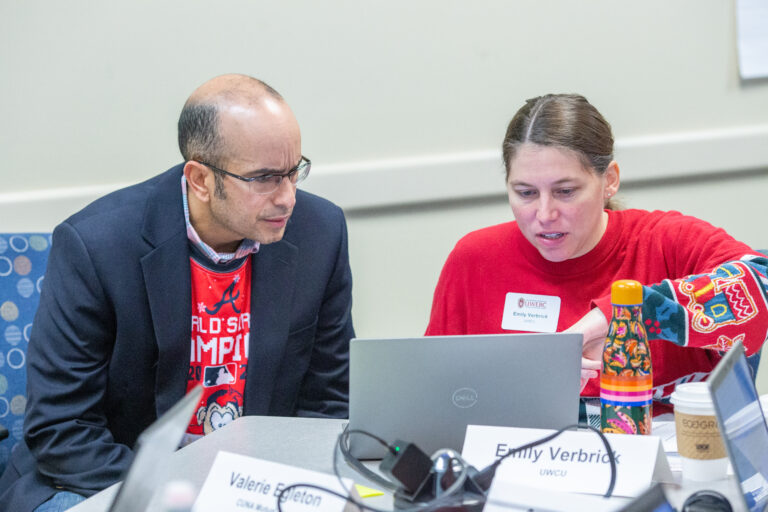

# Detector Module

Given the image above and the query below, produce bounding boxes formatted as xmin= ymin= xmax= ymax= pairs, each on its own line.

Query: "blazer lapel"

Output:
xmin=142 ymin=234 xmax=191 ymax=415
xmin=244 ymin=238 xmax=298 ymax=414
xmin=139 ymin=165 xmax=192 ymax=416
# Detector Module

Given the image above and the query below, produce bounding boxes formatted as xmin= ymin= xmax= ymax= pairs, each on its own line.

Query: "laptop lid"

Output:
xmin=348 ymin=333 xmax=582 ymax=458
xmin=108 ymin=385 xmax=203 ymax=512
xmin=707 ymin=341 xmax=768 ymax=512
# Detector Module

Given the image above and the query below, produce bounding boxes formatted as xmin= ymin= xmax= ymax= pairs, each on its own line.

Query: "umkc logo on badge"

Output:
xmin=452 ymin=387 xmax=478 ymax=408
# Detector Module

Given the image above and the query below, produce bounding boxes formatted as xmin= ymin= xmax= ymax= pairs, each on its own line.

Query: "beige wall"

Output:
xmin=2 ymin=0 xmax=768 ymax=391
xmin=3 ymin=0 xmax=768 ymax=194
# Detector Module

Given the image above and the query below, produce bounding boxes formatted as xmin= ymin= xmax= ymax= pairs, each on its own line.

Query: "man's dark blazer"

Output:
xmin=0 ymin=164 xmax=354 ymax=511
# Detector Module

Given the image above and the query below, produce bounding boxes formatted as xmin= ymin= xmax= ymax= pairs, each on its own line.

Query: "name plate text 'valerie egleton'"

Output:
xmin=193 ymin=451 xmax=357 ymax=512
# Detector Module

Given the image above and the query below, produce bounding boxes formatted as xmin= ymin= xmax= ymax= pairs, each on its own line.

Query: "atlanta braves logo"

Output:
xmin=205 ymin=280 xmax=241 ymax=315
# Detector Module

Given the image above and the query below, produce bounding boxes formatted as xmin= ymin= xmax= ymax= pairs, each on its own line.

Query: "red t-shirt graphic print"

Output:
xmin=185 ymin=257 xmax=251 ymax=439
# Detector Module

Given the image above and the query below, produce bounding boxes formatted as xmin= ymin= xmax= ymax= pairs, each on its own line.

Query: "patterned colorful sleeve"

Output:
xmin=642 ymin=254 xmax=768 ymax=356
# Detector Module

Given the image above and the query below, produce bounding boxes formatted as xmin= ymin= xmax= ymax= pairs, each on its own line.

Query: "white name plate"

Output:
xmin=462 ymin=425 xmax=673 ymax=498
xmin=193 ymin=451 xmax=357 ymax=512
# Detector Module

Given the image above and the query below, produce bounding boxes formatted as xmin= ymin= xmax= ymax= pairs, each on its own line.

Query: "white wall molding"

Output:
xmin=2 ymin=124 xmax=767 ymax=230
xmin=303 ymin=124 xmax=768 ymax=210
xmin=0 ymin=182 xmax=135 ymax=206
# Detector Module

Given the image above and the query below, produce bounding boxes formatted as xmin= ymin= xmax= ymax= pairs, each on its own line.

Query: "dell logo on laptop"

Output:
xmin=452 ymin=387 xmax=478 ymax=408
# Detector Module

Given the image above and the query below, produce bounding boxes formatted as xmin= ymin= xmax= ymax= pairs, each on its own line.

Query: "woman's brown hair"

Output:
xmin=502 ymin=94 xmax=618 ymax=209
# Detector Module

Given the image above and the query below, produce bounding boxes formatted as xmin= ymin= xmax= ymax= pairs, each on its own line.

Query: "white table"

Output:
xmin=69 ymin=416 xmax=748 ymax=512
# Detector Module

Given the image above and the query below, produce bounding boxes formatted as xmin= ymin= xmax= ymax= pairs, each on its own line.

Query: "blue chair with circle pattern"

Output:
xmin=0 ymin=233 xmax=51 ymax=473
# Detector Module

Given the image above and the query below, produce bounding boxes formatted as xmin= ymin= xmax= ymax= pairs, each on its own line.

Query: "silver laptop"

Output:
xmin=708 ymin=340 xmax=768 ymax=512
xmin=348 ymin=333 xmax=582 ymax=458
xmin=107 ymin=385 xmax=203 ymax=512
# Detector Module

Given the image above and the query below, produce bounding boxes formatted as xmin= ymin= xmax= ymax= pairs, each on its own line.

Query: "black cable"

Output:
xmin=337 ymin=426 xmax=400 ymax=491
xmin=333 ymin=429 xmax=476 ymax=512
xmin=344 ymin=428 xmax=393 ymax=452
xmin=277 ymin=424 xmax=618 ymax=512
xmin=585 ymin=425 xmax=618 ymax=498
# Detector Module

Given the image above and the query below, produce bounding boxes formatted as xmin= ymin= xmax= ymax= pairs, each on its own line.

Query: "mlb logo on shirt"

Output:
xmin=203 ymin=363 xmax=237 ymax=387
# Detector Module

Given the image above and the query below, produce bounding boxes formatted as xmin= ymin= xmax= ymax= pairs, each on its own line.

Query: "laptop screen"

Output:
xmin=708 ymin=341 xmax=768 ymax=512
xmin=108 ymin=385 xmax=203 ymax=512
xmin=348 ymin=333 xmax=582 ymax=458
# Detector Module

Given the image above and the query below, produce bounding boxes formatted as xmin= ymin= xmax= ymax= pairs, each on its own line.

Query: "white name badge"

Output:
xmin=193 ymin=451 xmax=357 ymax=512
xmin=501 ymin=293 xmax=561 ymax=332
xmin=461 ymin=425 xmax=673 ymax=498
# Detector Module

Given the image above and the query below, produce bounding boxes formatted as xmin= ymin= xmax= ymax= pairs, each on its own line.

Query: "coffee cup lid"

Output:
xmin=670 ymin=382 xmax=715 ymax=414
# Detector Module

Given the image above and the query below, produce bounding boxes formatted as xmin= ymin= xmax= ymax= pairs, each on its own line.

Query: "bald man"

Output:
xmin=0 ymin=75 xmax=355 ymax=511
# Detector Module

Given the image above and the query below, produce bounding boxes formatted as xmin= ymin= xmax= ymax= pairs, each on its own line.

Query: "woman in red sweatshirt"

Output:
xmin=426 ymin=94 xmax=768 ymax=419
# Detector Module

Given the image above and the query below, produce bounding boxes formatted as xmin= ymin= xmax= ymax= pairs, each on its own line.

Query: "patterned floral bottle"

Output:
xmin=600 ymin=279 xmax=653 ymax=435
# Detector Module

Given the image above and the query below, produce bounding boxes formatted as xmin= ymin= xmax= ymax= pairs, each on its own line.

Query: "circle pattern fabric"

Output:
xmin=0 ymin=233 xmax=51 ymax=471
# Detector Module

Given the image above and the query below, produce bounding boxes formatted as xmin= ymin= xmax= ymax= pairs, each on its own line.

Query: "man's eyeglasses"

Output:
xmin=195 ymin=156 xmax=311 ymax=195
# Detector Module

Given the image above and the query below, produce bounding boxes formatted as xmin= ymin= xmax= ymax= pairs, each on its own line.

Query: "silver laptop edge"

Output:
xmin=108 ymin=385 xmax=203 ymax=512
xmin=708 ymin=340 xmax=768 ymax=512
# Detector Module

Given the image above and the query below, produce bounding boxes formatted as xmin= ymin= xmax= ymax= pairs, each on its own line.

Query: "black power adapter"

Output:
xmin=379 ymin=441 xmax=489 ymax=512
xmin=379 ymin=440 xmax=434 ymax=494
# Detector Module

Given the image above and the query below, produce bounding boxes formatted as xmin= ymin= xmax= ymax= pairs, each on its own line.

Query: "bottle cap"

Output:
xmin=611 ymin=279 xmax=643 ymax=305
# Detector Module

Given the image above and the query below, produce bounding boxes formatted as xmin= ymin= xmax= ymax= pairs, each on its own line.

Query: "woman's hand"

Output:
xmin=565 ymin=308 xmax=608 ymax=388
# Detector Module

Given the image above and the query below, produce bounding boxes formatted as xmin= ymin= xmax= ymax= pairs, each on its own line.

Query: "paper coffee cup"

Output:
xmin=670 ymin=382 xmax=728 ymax=481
